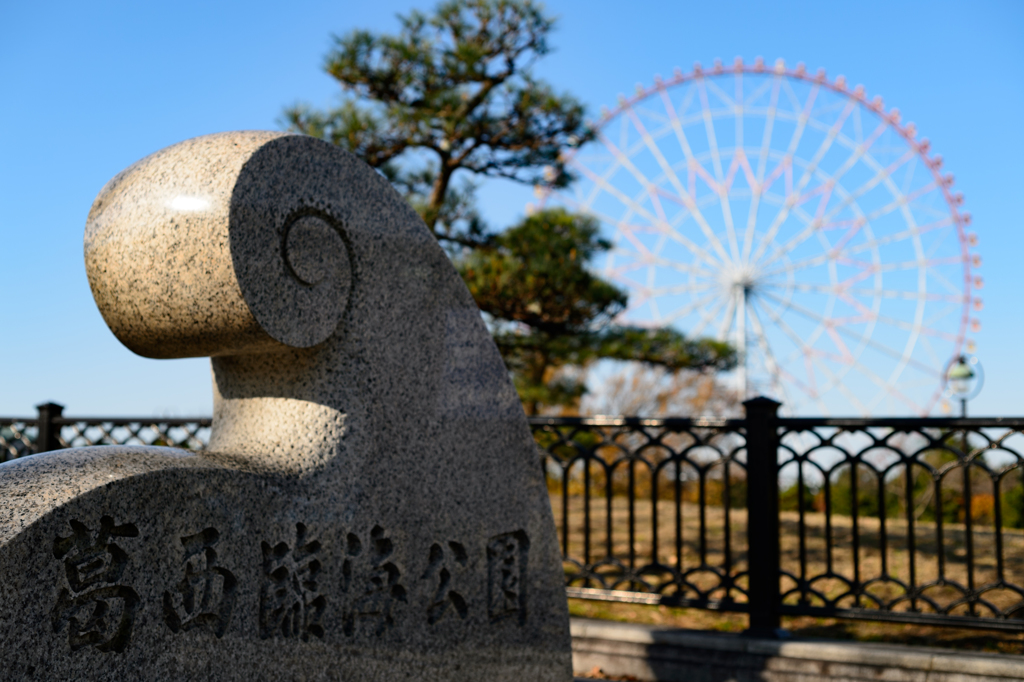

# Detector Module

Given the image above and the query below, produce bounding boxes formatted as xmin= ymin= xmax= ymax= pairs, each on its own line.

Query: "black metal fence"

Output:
xmin=0 ymin=403 xmax=211 ymax=460
xmin=533 ymin=399 xmax=1024 ymax=634
xmin=4 ymin=400 xmax=1024 ymax=634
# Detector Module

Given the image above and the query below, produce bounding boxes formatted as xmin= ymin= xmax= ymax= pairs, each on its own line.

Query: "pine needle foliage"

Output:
xmin=283 ymin=0 xmax=590 ymax=246
xmin=458 ymin=209 xmax=736 ymax=414
xmin=284 ymin=0 xmax=736 ymax=414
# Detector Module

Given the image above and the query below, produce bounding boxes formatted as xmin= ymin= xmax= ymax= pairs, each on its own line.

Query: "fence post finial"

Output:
xmin=34 ymin=402 xmax=64 ymax=453
xmin=743 ymin=395 xmax=786 ymax=638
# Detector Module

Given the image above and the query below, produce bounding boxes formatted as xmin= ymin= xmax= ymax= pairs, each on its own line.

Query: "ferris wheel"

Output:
xmin=539 ymin=57 xmax=980 ymax=416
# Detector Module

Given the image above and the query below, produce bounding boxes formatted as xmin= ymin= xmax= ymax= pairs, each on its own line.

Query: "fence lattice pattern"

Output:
xmin=0 ymin=415 xmax=211 ymax=463
xmin=533 ymin=414 xmax=1024 ymax=631
xmin=777 ymin=419 xmax=1024 ymax=628
xmin=532 ymin=416 xmax=749 ymax=612
xmin=3 ymin=405 xmax=1023 ymax=631
xmin=57 ymin=419 xmax=212 ymax=451
xmin=0 ymin=420 xmax=37 ymax=460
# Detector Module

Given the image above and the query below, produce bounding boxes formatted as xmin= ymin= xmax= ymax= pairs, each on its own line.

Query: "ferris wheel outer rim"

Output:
xmin=543 ymin=57 xmax=977 ymax=415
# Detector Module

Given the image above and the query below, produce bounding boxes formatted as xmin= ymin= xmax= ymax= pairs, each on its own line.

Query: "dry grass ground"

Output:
xmin=553 ymin=493 xmax=1024 ymax=625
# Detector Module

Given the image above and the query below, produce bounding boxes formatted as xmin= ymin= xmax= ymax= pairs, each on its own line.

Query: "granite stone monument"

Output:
xmin=0 ymin=131 xmax=572 ymax=680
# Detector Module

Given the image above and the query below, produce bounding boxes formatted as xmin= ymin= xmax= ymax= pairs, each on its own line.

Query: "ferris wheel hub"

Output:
xmin=719 ymin=263 xmax=761 ymax=294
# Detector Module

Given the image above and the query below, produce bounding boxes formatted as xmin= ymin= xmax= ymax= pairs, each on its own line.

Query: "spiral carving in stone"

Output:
xmin=83 ymin=132 xmax=357 ymax=357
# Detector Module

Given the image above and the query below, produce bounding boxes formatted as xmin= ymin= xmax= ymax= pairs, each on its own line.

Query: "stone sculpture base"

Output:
xmin=0 ymin=448 xmax=569 ymax=680
xmin=0 ymin=130 xmax=572 ymax=680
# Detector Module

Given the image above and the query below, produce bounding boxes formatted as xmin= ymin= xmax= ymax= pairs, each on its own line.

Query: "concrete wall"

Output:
xmin=571 ymin=618 xmax=1024 ymax=682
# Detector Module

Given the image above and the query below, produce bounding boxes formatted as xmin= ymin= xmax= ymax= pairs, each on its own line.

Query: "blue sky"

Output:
xmin=1 ymin=0 xmax=1021 ymax=416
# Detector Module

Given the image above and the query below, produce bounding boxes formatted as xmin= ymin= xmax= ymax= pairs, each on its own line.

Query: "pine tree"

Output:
xmin=284 ymin=0 xmax=735 ymax=413
xmin=457 ymin=208 xmax=735 ymax=413
xmin=283 ymin=0 xmax=588 ymax=247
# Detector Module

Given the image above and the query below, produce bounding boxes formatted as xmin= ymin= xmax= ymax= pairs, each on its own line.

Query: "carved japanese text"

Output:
xmin=340 ymin=525 xmax=408 ymax=636
xmin=486 ymin=530 xmax=529 ymax=625
xmin=163 ymin=527 xmax=238 ymax=637
xmin=52 ymin=517 xmax=140 ymax=653
xmin=259 ymin=523 xmax=325 ymax=640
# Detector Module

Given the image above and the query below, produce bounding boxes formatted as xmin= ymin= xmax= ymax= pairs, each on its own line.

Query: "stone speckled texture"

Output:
xmin=0 ymin=132 xmax=572 ymax=680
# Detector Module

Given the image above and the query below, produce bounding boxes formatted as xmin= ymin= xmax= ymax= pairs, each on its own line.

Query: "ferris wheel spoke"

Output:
xmin=817 ymin=150 xmax=924 ymax=229
xmin=794 ymin=98 xmax=858 ymax=186
xmin=697 ymin=79 xmax=726 ymax=181
xmin=752 ymin=99 xmax=859 ymax=267
xmin=719 ymin=184 xmax=741 ymax=263
xmin=857 ymin=176 xmax=939 ymax=225
xmin=618 ymin=111 xmax=630 ymax=151
xmin=755 ymin=74 xmax=783 ymax=182
xmin=607 ymin=252 xmax=716 ymax=279
xmin=901 ymin=154 xmax=920 ymax=195
xmin=572 ymin=158 xmax=687 ymax=246
xmin=758 ymin=290 xmax=950 ymax=371
xmin=835 ymin=216 xmax=954 ymax=258
xmin=746 ymin=300 xmax=797 ymax=403
xmin=596 ymin=130 xmax=677 ymax=223
xmin=686 ymin=295 xmax=728 ymax=339
xmin=705 ymin=77 xmax=737 ymax=110
xmin=822 ymin=218 xmax=869 ymax=258
xmin=923 ymin=301 xmax=960 ymax=328
xmin=583 ymin=202 xmax=724 ymax=271
xmin=614 ymin=103 xmax=737 ymax=266
xmin=623 ymin=108 xmax=693 ymax=197
xmin=573 ymin=161 xmax=646 ymax=215
xmin=621 ymin=109 xmax=734 ymax=265
xmin=850 ymin=309 xmax=953 ymax=343
xmin=697 ymin=78 xmax=743 ymax=262
xmin=613 ymin=229 xmax=668 ymax=274
xmin=759 ymin=248 xmax=832 ymax=279
xmin=756 ymin=298 xmax=920 ymax=415
xmin=744 ymin=76 xmax=773 ymax=109
xmin=852 ymin=104 xmax=864 ymax=144
xmin=743 ymin=75 xmax=784 ymax=264
xmin=622 ymin=285 xmax=666 ymax=321
xmin=760 ymin=251 xmax=961 ymax=283
xmin=843 ymin=255 xmax=963 ymax=274
xmin=722 ymin=149 xmax=754 ymax=193
xmin=745 ymin=85 xmax=832 ymax=265
xmin=917 ymin=335 xmax=945 ymax=371
xmin=820 ymin=361 xmax=873 ymax=415
xmin=660 ymin=87 xmax=699 ymax=164
xmin=714 ymin=294 xmax=737 ymax=342
xmin=734 ymin=68 xmax=744 ymax=148
xmin=613 ymin=225 xmax=719 ymax=280
xmin=762 ymin=293 xmax=878 ymax=337
xmin=741 ymin=185 xmax=763 ymax=265
xmin=792 ymin=121 xmax=892 ymax=236
xmin=754 ymin=201 xmax=835 ymax=275
xmin=659 ymin=290 xmax=723 ymax=325
xmin=626 ymin=281 xmax=717 ymax=302
xmin=835 ymin=290 xmax=880 ymax=325
xmin=925 ymin=267 xmax=964 ymax=297
xmin=923 ymin=227 xmax=954 ymax=260
xmin=756 ymin=295 xmax=838 ymax=367
xmin=664 ymin=82 xmax=699 ymax=134
xmin=751 ymin=297 xmax=854 ymax=408
xmin=777 ymin=281 xmax=964 ymax=303
xmin=824 ymin=119 xmax=889 ymax=183
xmin=779 ymin=78 xmax=806 ymax=114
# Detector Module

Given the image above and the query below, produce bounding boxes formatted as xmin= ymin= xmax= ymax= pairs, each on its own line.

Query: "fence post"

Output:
xmin=743 ymin=396 xmax=785 ymax=637
xmin=35 ymin=402 xmax=65 ymax=453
